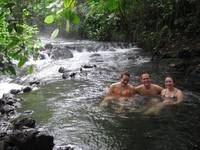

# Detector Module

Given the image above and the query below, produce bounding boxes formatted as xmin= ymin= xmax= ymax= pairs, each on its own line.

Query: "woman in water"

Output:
xmin=99 ymin=72 xmax=136 ymax=112
xmin=106 ymin=72 xmax=136 ymax=97
xmin=161 ymin=76 xmax=184 ymax=105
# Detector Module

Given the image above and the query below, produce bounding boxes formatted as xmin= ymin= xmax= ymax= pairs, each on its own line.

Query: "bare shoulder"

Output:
xmin=175 ymin=88 xmax=184 ymax=102
xmin=128 ymin=84 xmax=135 ymax=89
xmin=176 ymin=89 xmax=183 ymax=96
xmin=152 ymin=84 xmax=163 ymax=90
xmin=110 ymin=82 xmax=120 ymax=88
xmin=135 ymin=84 xmax=143 ymax=90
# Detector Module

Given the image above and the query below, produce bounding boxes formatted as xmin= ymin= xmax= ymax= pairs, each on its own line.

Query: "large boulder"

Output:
xmin=0 ymin=129 xmax=54 ymax=150
xmin=51 ymin=47 xmax=73 ymax=59
xmin=13 ymin=117 xmax=36 ymax=129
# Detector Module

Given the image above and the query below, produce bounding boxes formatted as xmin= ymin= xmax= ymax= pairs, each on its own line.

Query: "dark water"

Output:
xmin=18 ymin=39 xmax=200 ymax=150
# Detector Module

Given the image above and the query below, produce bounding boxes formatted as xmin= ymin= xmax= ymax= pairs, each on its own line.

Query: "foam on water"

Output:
xmin=21 ymin=46 xmax=147 ymax=83
xmin=0 ymin=83 xmax=24 ymax=98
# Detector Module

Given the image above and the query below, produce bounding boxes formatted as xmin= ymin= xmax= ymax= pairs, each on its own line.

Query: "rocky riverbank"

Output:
xmin=0 ymin=86 xmax=74 ymax=150
xmin=147 ymin=37 xmax=200 ymax=91
xmin=0 ymin=92 xmax=55 ymax=150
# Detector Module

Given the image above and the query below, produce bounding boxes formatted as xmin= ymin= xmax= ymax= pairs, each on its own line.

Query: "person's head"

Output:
xmin=165 ymin=76 xmax=175 ymax=89
xmin=140 ymin=73 xmax=151 ymax=87
xmin=120 ymin=72 xmax=130 ymax=87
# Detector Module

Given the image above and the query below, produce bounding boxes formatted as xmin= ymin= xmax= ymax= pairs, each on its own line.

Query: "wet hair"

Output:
xmin=120 ymin=71 xmax=130 ymax=78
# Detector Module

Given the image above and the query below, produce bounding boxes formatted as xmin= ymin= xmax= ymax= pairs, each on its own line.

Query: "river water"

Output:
xmin=1 ymin=37 xmax=200 ymax=150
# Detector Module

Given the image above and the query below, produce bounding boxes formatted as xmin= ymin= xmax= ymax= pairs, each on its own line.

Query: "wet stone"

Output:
xmin=58 ymin=67 xmax=67 ymax=73
xmin=62 ymin=73 xmax=68 ymax=79
xmin=10 ymin=89 xmax=21 ymax=95
xmin=13 ymin=117 xmax=36 ymax=129
xmin=23 ymin=87 xmax=32 ymax=93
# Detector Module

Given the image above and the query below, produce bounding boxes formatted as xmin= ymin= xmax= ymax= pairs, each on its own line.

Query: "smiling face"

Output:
xmin=141 ymin=73 xmax=151 ymax=87
xmin=165 ymin=77 xmax=174 ymax=89
xmin=120 ymin=74 xmax=130 ymax=87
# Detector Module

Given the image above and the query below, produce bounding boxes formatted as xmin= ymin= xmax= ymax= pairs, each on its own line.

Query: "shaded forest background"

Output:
xmin=0 ymin=0 xmax=200 ymax=74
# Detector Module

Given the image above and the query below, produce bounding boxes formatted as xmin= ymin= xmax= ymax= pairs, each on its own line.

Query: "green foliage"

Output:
xmin=44 ymin=15 xmax=55 ymax=24
xmin=44 ymin=0 xmax=80 ymax=37
xmin=0 ymin=0 xmax=40 ymax=75
xmin=51 ymin=28 xmax=59 ymax=38
xmin=79 ymin=0 xmax=200 ymax=46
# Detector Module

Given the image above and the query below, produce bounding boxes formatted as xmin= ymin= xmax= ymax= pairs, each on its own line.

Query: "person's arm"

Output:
xmin=106 ymin=84 xmax=114 ymax=96
xmin=161 ymin=89 xmax=165 ymax=97
xmin=132 ymin=86 xmax=137 ymax=96
xmin=135 ymin=85 xmax=141 ymax=95
xmin=156 ymin=85 xmax=164 ymax=95
xmin=174 ymin=90 xmax=184 ymax=104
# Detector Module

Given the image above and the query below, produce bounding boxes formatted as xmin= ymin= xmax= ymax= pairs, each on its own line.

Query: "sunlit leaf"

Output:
xmin=64 ymin=0 xmax=75 ymax=8
xmin=23 ymin=9 xmax=30 ymax=16
xmin=28 ymin=65 xmax=34 ymax=74
xmin=50 ymin=28 xmax=59 ymax=39
xmin=66 ymin=20 xmax=70 ymax=32
xmin=44 ymin=15 xmax=54 ymax=24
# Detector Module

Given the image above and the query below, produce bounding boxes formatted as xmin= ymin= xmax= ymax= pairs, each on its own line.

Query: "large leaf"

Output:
xmin=50 ymin=28 xmax=59 ymax=39
xmin=44 ymin=15 xmax=54 ymax=24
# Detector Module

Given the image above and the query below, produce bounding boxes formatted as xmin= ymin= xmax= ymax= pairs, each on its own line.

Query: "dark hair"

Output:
xmin=120 ymin=71 xmax=130 ymax=78
xmin=165 ymin=75 xmax=176 ymax=84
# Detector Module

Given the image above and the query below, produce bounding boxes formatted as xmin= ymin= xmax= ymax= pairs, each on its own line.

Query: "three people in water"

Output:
xmin=106 ymin=72 xmax=184 ymax=107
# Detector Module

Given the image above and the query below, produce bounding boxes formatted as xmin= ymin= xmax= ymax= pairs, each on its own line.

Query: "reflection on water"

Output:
xmin=18 ymin=40 xmax=200 ymax=150
xmin=19 ymin=80 xmax=200 ymax=150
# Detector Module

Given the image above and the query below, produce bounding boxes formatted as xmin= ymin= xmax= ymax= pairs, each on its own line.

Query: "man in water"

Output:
xmin=134 ymin=73 xmax=164 ymax=114
xmin=136 ymin=73 xmax=163 ymax=96
xmin=107 ymin=72 xmax=136 ymax=97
